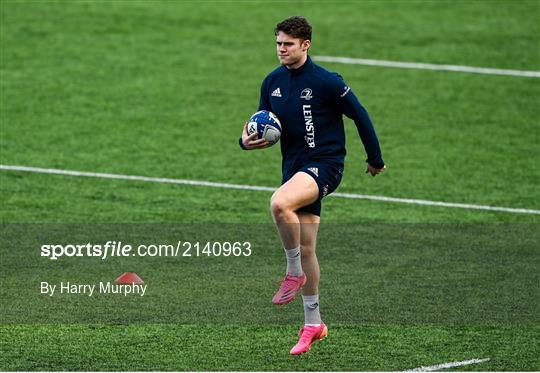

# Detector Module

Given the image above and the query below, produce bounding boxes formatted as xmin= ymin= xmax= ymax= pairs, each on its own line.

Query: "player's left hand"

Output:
xmin=365 ymin=163 xmax=386 ymax=177
xmin=242 ymin=122 xmax=270 ymax=150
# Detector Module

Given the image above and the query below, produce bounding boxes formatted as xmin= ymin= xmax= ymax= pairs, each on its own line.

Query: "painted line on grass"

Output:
xmin=313 ymin=56 xmax=540 ymax=78
xmin=406 ymin=357 xmax=490 ymax=371
xmin=333 ymin=192 xmax=540 ymax=214
xmin=2 ymin=165 xmax=539 ymax=215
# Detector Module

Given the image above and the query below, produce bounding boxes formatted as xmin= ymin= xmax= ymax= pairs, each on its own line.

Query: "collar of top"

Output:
xmin=287 ymin=55 xmax=313 ymax=76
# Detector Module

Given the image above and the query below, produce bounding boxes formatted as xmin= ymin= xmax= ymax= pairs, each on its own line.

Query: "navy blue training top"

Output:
xmin=258 ymin=56 xmax=384 ymax=173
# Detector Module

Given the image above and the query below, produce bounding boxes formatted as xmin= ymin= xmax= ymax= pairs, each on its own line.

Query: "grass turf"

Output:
xmin=2 ymin=324 xmax=539 ymax=371
xmin=1 ymin=0 xmax=539 ymax=371
xmin=1 ymin=1 xmax=539 ymax=213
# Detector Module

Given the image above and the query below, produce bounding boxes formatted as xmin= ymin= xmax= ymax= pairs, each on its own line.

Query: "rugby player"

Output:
xmin=239 ymin=16 xmax=385 ymax=355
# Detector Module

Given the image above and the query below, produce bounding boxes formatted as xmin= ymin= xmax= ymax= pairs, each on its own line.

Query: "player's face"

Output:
xmin=276 ymin=31 xmax=310 ymax=69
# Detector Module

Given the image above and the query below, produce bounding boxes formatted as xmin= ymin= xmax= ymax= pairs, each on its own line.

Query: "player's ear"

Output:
xmin=302 ymin=39 xmax=311 ymax=51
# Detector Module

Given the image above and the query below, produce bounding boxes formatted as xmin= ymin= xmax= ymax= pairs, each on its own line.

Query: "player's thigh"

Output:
xmin=272 ymin=171 xmax=319 ymax=212
xmin=298 ymin=211 xmax=320 ymax=249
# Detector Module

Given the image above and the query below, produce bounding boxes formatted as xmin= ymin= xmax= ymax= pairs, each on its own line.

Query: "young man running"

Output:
xmin=239 ymin=16 xmax=385 ymax=355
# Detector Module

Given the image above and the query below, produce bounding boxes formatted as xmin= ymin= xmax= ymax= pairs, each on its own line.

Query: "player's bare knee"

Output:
xmin=270 ymin=196 xmax=290 ymax=220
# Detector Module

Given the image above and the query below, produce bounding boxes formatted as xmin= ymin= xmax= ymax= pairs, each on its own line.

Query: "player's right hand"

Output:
xmin=365 ymin=163 xmax=386 ymax=176
xmin=241 ymin=122 xmax=270 ymax=150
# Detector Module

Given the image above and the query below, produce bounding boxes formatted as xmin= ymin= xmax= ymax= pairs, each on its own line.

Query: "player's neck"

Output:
xmin=286 ymin=54 xmax=308 ymax=70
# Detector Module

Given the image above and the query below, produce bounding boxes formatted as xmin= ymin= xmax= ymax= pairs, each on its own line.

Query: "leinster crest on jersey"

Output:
xmin=300 ymin=88 xmax=313 ymax=100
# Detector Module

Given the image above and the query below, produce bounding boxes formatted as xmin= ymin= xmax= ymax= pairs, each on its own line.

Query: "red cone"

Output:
xmin=115 ymin=272 xmax=144 ymax=285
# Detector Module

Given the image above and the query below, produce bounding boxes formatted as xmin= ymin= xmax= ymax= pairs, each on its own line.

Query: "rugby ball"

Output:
xmin=247 ymin=110 xmax=282 ymax=145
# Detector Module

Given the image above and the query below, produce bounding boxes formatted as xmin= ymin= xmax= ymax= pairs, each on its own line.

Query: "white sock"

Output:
xmin=302 ymin=294 xmax=322 ymax=325
xmin=284 ymin=246 xmax=303 ymax=276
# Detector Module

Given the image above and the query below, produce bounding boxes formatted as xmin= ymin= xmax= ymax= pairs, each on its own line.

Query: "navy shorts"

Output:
xmin=281 ymin=162 xmax=344 ymax=216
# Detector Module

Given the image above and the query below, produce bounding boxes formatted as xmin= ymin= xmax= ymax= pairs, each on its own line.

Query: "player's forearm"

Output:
xmin=340 ymin=93 xmax=384 ymax=168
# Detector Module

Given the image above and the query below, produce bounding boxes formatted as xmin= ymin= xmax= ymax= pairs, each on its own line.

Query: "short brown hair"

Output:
xmin=274 ymin=16 xmax=312 ymax=41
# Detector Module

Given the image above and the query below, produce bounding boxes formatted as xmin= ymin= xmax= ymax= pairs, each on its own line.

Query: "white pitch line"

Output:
xmin=313 ymin=56 xmax=540 ymax=78
xmin=0 ymin=165 xmax=275 ymax=192
xmin=332 ymin=192 xmax=540 ymax=214
xmin=1 ymin=164 xmax=539 ymax=215
xmin=406 ymin=357 xmax=490 ymax=371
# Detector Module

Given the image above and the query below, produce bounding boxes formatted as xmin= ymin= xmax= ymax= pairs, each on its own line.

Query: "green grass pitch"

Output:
xmin=1 ymin=0 xmax=539 ymax=371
